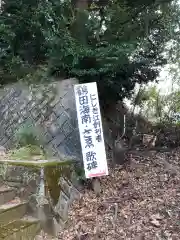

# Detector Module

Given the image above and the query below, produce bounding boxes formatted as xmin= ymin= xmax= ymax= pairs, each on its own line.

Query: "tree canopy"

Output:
xmin=0 ymin=0 xmax=180 ymax=106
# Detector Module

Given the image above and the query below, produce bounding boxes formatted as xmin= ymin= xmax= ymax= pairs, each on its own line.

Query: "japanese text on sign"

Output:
xmin=74 ymin=82 xmax=108 ymax=178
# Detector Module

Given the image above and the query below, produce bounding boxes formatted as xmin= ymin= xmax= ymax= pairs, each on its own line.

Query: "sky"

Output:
xmin=156 ymin=66 xmax=175 ymax=94
xmin=149 ymin=63 xmax=180 ymax=95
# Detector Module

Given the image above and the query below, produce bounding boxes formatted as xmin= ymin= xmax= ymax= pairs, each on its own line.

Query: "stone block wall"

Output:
xmin=0 ymin=77 xmax=154 ymax=163
xmin=0 ymin=78 xmax=81 ymax=159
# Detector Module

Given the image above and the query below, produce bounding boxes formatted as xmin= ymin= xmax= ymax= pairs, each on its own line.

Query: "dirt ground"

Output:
xmin=57 ymin=148 xmax=180 ymax=240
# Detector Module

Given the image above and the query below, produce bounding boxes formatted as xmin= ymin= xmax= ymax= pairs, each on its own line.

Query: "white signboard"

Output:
xmin=74 ymin=82 xmax=108 ymax=178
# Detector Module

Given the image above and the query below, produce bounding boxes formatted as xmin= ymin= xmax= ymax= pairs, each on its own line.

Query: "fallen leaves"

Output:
xmin=42 ymin=147 xmax=180 ymax=239
xmin=150 ymin=214 xmax=164 ymax=228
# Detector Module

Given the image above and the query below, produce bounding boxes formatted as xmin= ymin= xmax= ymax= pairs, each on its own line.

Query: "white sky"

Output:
xmin=156 ymin=66 xmax=175 ymax=94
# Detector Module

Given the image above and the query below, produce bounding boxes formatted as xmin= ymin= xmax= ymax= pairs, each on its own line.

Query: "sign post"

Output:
xmin=74 ymin=82 xmax=108 ymax=179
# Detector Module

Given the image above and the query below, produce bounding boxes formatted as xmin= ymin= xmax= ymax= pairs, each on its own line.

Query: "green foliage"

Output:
xmin=166 ymin=91 xmax=180 ymax=114
xmin=15 ymin=121 xmax=44 ymax=148
xmin=73 ymin=164 xmax=86 ymax=182
xmin=135 ymin=86 xmax=166 ymax=122
xmin=23 ymin=65 xmax=50 ymax=84
xmin=0 ymin=0 xmax=180 ymax=105
xmin=134 ymin=85 xmax=180 ymax=124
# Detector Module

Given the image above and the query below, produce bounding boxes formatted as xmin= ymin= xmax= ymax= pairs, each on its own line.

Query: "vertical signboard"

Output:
xmin=74 ymin=82 xmax=108 ymax=178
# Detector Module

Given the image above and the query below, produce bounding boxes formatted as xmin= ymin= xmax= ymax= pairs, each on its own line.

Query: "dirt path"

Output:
xmin=58 ymin=148 xmax=180 ymax=239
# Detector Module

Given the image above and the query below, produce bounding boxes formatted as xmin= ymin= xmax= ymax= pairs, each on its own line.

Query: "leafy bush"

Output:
xmin=15 ymin=121 xmax=44 ymax=148
xmin=1 ymin=0 xmax=179 ymax=106
xmin=73 ymin=164 xmax=86 ymax=182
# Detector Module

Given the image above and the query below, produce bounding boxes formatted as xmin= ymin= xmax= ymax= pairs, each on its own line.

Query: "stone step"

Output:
xmin=0 ymin=185 xmax=16 ymax=205
xmin=0 ymin=198 xmax=27 ymax=226
xmin=0 ymin=216 xmax=40 ymax=240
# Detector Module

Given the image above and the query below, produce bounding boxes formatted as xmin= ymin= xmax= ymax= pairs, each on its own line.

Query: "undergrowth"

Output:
xmin=9 ymin=120 xmax=47 ymax=160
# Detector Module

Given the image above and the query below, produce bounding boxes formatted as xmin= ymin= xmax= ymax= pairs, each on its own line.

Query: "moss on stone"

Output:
xmin=7 ymin=145 xmax=45 ymax=161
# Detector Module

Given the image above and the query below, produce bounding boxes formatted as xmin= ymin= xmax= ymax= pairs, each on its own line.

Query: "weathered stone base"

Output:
xmin=0 ymin=160 xmax=81 ymax=237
